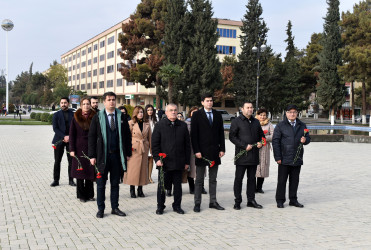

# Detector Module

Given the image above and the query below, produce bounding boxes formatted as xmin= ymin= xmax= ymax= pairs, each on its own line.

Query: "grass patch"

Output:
xmin=0 ymin=119 xmax=49 ymax=125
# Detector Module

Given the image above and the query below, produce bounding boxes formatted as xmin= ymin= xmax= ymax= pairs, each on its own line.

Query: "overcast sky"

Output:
xmin=0 ymin=0 xmax=359 ymax=82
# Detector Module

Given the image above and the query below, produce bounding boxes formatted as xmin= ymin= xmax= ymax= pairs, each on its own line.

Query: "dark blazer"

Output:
xmin=272 ymin=117 xmax=311 ymax=166
xmin=229 ymin=115 xmax=265 ymax=166
xmin=88 ymin=109 xmax=132 ymax=174
xmin=152 ymin=118 xmax=191 ymax=171
xmin=52 ymin=109 xmax=74 ymax=144
xmin=191 ymin=108 xmax=225 ymax=166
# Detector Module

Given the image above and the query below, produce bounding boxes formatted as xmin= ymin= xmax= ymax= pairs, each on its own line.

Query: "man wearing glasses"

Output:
xmin=272 ymin=104 xmax=311 ymax=209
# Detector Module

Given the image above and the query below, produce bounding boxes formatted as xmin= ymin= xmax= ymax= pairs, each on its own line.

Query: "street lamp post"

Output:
xmin=252 ymin=38 xmax=266 ymax=110
xmin=1 ymin=19 xmax=14 ymax=114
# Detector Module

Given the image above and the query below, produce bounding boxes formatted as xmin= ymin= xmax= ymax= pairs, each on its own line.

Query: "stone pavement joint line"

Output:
xmin=0 ymin=125 xmax=371 ymax=249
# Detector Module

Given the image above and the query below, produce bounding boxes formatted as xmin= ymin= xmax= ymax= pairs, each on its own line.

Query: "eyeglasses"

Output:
xmin=286 ymin=111 xmax=298 ymax=114
xmin=168 ymin=109 xmax=177 ymax=112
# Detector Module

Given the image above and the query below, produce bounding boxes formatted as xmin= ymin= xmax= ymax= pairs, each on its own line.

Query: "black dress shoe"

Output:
xmin=50 ymin=180 xmax=59 ymax=187
xmin=173 ymin=207 xmax=185 ymax=214
xmin=88 ymin=198 xmax=96 ymax=201
xmin=247 ymin=200 xmax=263 ymax=209
xmin=96 ymin=210 xmax=104 ymax=218
xmin=156 ymin=208 xmax=164 ymax=215
xmin=289 ymin=201 xmax=304 ymax=208
xmin=277 ymin=202 xmax=284 ymax=208
xmin=193 ymin=204 xmax=201 ymax=213
xmin=166 ymin=189 xmax=172 ymax=197
xmin=233 ymin=204 xmax=241 ymax=210
xmin=111 ymin=208 xmax=126 ymax=216
xmin=202 ymin=187 xmax=207 ymax=194
xmin=69 ymin=180 xmax=76 ymax=186
xmin=209 ymin=202 xmax=225 ymax=210
xmin=256 ymin=189 xmax=264 ymax=194
xmin=190 ymin=190 xmax=194 ymax=194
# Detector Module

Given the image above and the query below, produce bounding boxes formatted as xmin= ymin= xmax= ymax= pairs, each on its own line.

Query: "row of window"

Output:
xmin=217 ymin=28 xmax=237 ymax=38
xmin=216 ymin=45 xmax=236 ymax=55
xmin=68 ymin=63 xmax=123 ymax=79
xmin=73 ymin=78 xmax=127 ymax=90
xmin=67 ymin=50 xmax=118 ymax=70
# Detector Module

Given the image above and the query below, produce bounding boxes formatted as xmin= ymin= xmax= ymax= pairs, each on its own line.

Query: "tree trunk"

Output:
xmin=362 ymin=81 xmax=366 ymax=125
xmin=330 ymin=107 xmax=335 ymax=125
xmin=168 ymin=79 xmax=173 ymax=104
xmin=340 ymin=109 xmax=343 ymax=124
xmin=351 ymin=81 xmax=355 ymax=124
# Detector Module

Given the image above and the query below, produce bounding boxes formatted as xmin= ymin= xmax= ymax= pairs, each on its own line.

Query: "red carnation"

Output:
xmin=77 ymin=168 xmax=84 ymax=171
xmin=210 ymin=161 xmax=215 ymax=168
xmin=263 ymin=130 xmax=268 ymax=135
xmin=304 ymin=129 xmax=309 ymax=134
xmin=262 ymin=137 xmax=267 ymax=146
xmin=96 ymin=173 xmax=102 ymax=179
xmin=52 ymin=145 xmax=56 ymax=149
xmin=159 ymin=153 xmax=167 ymax=159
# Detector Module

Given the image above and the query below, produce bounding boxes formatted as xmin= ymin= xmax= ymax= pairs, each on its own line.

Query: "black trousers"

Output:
xmin=76 ymin=179 xmax=94 ymax=200
xmin=96 ymin=153 xmax=121 ymax=211
xmin=275 ymin=164 xmax=301 ymax=203
xmin=157 ymin=169 xmax=182 ymax=209
xmin=53 ymin=142 xmax=72 ymax=181
xmin=234 ymin=165 xmax=257 ymax=204
xmin=256 ymin=177 xmax=264 ymax=190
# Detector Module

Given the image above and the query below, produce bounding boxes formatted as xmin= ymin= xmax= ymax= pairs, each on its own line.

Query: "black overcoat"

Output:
xmin=191 ymin=108 xmax=225 ymax=167
xmin=151 ymin=118 xmax=191 ymax=171
xmin=229 ymin=115 xmax=265 ymax=166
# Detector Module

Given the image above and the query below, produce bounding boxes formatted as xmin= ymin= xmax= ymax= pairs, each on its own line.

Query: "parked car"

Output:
xmin=217 ymin=110 xmax=235 ymax=121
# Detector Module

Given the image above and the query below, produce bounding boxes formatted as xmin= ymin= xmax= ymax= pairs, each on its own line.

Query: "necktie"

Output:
xmin=109 ymin=114 xmax=115 ymax=131
xmin=207 ymin=112 xmax=213 ymax=126
xmin=291 ymin=121 xmax=295 ymax=127
xmin=171 ymin=121 xmax=175 ymax=127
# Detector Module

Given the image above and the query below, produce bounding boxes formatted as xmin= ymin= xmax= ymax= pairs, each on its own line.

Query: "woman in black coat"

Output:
xmin=69 ymin=97 xmax=96 ymax=202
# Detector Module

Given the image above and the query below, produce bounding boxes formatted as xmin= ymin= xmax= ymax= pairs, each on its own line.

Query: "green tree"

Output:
xmin=46 ymin=63 xmax=68 ymax=88
xmin=186 ymin=0 xmax=221 ymax=106
xmin=233 ymin=0 xmax=272 ymax=109
xmin=339 ymin=1 xmax=371 ymax=124
xmin=158 ymin=63 xmax=182 ymax=103
xmin=53 ymin=83 xmax=71 ymax=103
xmin=317 ymin=0 xmax=345 ymax=124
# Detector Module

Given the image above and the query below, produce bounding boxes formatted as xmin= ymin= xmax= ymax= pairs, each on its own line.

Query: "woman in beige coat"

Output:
xmin=255 ymin=108 xmax=274 ymax=193
xmin=124 ymin=106 xmax=151 ymax=198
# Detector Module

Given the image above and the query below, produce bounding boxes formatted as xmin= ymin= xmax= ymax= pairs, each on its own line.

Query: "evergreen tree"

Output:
xmin=284 ymin=21 xmax=295 ymax=61
xmin=317 ymin=0 xmax=345 ymax=123
xmin=186 ymin=0 xmax=221 ymax=106
xmin=233 ymin=0 xmax=272 ymax=109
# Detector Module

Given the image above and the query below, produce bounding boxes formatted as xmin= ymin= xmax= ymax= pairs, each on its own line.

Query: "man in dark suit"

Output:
xmin=51 ymin=97 xmax=76 ymax=187
xmin=88 ymin=92 xmax=132 ymax=218
xmin=152 ymin=103 xmax=191 ymax=215
xmin=191 ymin=93 xmax=226 ymax=212
xmin=272 ymin=104 xmax=311 ymax=208
xmin=90 ymin=96 xmax=100 ymax=112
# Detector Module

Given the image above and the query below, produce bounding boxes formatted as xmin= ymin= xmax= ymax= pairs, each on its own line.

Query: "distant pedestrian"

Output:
xmin=52 ymin=104 xmax=55 ymax=111
xmin=144 ymin=104 xmax=157 ymax=184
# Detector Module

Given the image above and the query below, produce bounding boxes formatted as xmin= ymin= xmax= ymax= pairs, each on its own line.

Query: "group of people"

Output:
xmin=50 ymin=92 xmax=310 ymax=218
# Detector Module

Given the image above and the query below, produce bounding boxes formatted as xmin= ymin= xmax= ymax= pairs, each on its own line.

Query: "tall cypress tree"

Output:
xmin=317 ymin=0 xmax=345 ymax=123
xmin=186 ymin=0 xmax=221 ymax=106
xmin=233 ymin=0 xmax=272 ymax=109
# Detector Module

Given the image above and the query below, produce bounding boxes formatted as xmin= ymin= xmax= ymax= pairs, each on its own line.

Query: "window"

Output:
xmin=87 ymin=83 xmax=91 ymax=89
xmin=93 ymin=57 xmax=97 ymax=63
xmin=107 ymin=65 xmax=114 ymax=73
xmin=81 ymin=72 xmax=86 ymax=79
xmin=213 ymin=101 xmax=221 ymax=107
xmin=68 ymin=76 xmax=71 ymax=81
xmin=108 ymin=35 xmax=114 ymax=45
xmin=73 ymin=55 xmax=76 ymax=60
xmin=107 ymin=80 xmax=113 ymax=88
xmin=73 ymin=75 xmax=75 ymax=80
xmin=69 ymin=56 xmax=72 ymax=62
xmin=77 ymin=74 xmax=80 ymax=80
xmin=77 ymin=64 xmax=80 ymax=69
xmin=225 ymin=100 xmax=235 ymax=107
xmin=93 ymin=82 xmax=97 ymax=89
xmin=82 ymin=50 xmax=86 ymax=56
xmin=100 ymin=40 xmax=105 ymax=48
xmin=77 ymin=52 xmax=80 ymax=58
xmin=117 ymin=63 xmax=122 ymax=71
xmin=93 ymin=69 xmax=97 ymax=76
xmin=216 ymin=45 xmax=236 ymax=55
xmin=88 ymin=59 xmax=91 ymax=65
xmin=88 ymin=71 xmax=91 ymax=77
xmin=81 ymin=61 xmax=86 ymax=67
xmin=94 ymin=44 xmax=98 ymax=51
xmin=76 ymin=85 xmax=80 ymax=90
xmin=217 ymin=28 xmax=237 ymax=38
xmin=68 ymin=67 xmax=71 ymax=71
xmin=126 ymin=81 xmax=135 ymax=86
xmin=88 ymin=47 xmax=92 ymax=53
xmin=117 ymin=78 xmax=123 ymax=87
xmin=99 ymin=67 xmax=104 ymax=75
xmin=100 ymin=54 xmax=105 ymax=62
xmin=99 ymin=81 xmax=104 ymax=88
xmin=117 ymin=48 xmax=122 ymax=55
xmin=73 ymin=65 xmax=76 ymax=70
xmin=81 ymin=84 xmax=86 ymax=90
xmin=107 ymin=51 xmax=114 ymax=59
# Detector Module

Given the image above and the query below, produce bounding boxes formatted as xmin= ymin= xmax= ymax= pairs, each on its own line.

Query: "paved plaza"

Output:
xmin=0 ymin=125 xmax=371 ymax=249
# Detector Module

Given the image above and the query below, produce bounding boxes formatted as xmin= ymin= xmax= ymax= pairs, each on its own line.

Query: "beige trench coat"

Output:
xmin=256 ymin=122 xmax=274 ymax=178
xmin=124 ymin=121 xmax=151 ymax=186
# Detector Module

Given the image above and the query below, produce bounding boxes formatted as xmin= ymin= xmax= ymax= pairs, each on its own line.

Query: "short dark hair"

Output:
xmin=241 ymin=102 xmax=253 ymax=108
xmin=60 ymin=97 xmax=69 ymax=103
xmin=103 ymin=92 xmax=116 ymax=101
xmin=257 ymin=108 xmax=268 ymax=115
xmin=201 ymin=92 xmax=213 ymax=102
xmin=90 ymin=96 xmax=98 ymax=100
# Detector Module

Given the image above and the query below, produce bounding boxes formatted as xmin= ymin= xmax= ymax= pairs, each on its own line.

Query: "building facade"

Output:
xmin=61 ymin=18 xmax=242 ymax=111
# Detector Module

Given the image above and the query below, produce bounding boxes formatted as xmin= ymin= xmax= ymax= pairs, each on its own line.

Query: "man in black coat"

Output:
xmin=88 ymin=92 xmax=132 ymax=218
xmin=229 ymin=102 xmax=265 ymax=210
xmin=272 ymin=104 xmax=311 ymax=208
xmin=90 ymin=96 xmax=100 ymax=112
xmin=51 ymin=97 xmax=76 ymax=187
xmin=191 ymin=93 xmax=226 ymax=212
xmin=152 ymin=104 xmax=191 ymax=215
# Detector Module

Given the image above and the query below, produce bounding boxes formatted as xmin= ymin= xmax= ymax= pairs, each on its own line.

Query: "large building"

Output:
xmin=61 ymin=18 xmax=242 ymax=110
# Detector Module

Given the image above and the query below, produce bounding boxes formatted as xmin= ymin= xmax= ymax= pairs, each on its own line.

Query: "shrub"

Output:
xmin=35 ymin=113 xmax=41 ymax=121
xmin=30 ymin=112 xmax=36 ymax=119
xmin=41 ymin=112 xmax=50 ymax=122
xmin=47 ymin=114 xmax=53 ymax=124
xmin=124 ymin=105 xmax=135 ymax=117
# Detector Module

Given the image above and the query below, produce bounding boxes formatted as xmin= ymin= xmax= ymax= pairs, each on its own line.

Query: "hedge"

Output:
xmin=30 ymin=112 xmax=36 ymax=119
xmin=41 ymin=113 xmax=50 ymax=122
xmin=35 ymin=113 xmax=41 ymax=121
xmin=47 ymin=114 xmax=53 ymax=124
